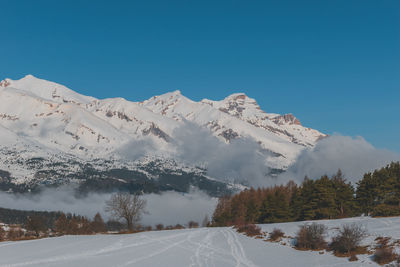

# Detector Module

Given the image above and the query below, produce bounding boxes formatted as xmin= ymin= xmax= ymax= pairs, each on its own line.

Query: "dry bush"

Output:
xmin=0 ymin=226 xmax=4 ymax=241
xmin=349 ymin=254 xmax=358 ymax=261
xmin=269 ymin=228 xmax=284 ymax=241
xmin=330 ymin=223 xmax=367 ymax=255
xmin=7 ymin=227 xmax=24 ymax=240
xmin=295 ymin=223 xmax=327 ymax=250
xmin=144 ymin=226 xmax=152 ymax=231
xmin=374 ymin=247 xmax=398 ymax=265
xmin=236 ymin=224 xmax=262 ymax=237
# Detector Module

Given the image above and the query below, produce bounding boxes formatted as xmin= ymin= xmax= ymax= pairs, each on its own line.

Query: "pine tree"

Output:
xmin=314 ymin=175 xmax=337 ymax=219
xmin=91 ymin=213 xmax=107 ymax=233
xmin=245 ymin=188 xmax=259 ymax=223
xmin=356 ymin=162 xmax=400 ymax=216
xmin=273 ymin=190 xmax=291 ymax=222
xmin=332 ymin=170 xmax=357 ymax=217
xmin=67 ymin=216 xmax=79 ymax=235
xmin=356 ymin=172 xmax=378 ymax=214
xmin=212 ymin=196 xmax=232 ymax=226
xmin=298 ymin=178 xmax=318 ymax=220
xmin=54 ymin=213 xmax=68 ymax=235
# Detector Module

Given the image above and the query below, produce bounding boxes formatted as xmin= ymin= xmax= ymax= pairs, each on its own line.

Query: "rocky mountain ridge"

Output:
xmin=0 ymin=75 xmax=326 ymax=195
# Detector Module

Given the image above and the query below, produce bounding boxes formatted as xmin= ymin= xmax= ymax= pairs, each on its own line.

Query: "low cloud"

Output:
xmin=117 ymin=138 xmax=157 ymax=160
xmin=0 ymin=186 xmax=109 ymax=219
xmin=0 ymin=187 xmax=216 ymax=226
xmin=115 ymin=122 xmax=400 ymax=187
xmin=279 ymin=135 xmax=400 ymax=184
xmin=142 ymin=190 xmax=217 ymax=227
xmin=172 ymin=122 xmax=271 ymax=186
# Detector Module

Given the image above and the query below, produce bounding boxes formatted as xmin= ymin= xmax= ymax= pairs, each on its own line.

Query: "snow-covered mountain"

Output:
xmin=0 ymin=75 xmax=326 ymax=194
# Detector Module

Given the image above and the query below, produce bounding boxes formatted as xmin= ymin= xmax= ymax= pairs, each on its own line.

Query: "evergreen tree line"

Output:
xmin=212 ymin=162 xmax=400 ymax=226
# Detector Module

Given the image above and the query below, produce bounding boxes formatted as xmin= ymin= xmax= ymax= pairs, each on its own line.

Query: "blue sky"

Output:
xmin=1 ymin=0 xmax=399 ymax=152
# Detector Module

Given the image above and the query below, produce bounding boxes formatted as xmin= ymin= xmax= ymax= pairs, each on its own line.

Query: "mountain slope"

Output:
xmin=0 ymin=75 xmax=326 ymax=193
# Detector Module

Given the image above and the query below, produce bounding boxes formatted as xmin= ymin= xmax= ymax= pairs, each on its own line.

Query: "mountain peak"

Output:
xmin=220 ymin=92 xmax=262 ymax=111
xmin=1 ymin=75 xmax=96 ymax=104
xmin=23 ymin=74 xmax=36 ymax=79
xmin=271 ymin=113 xmax=302 ymax=126
xmin=172 ymin=89 xmax=182 ymax=95
xmin=223 ymin=93 xmax=259 ymax=105
xmin=224 ymin=92 xmax=248 ymax=99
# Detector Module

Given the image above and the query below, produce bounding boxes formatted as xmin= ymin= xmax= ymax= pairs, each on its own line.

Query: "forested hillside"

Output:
xmin=212 ymin=162 xmax=400 ymax=226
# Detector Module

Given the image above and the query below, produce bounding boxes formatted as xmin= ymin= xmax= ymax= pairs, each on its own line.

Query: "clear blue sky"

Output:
xmin=1 ymin=0 xmax=399 ymax=152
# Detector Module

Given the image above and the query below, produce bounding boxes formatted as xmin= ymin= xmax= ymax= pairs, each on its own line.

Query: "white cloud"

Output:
xmin=0 ymin=187 xmax=216 ymax=226
xmin=172 ymin=122 xmax=271 ymax=186
xmin=278 ymin=135 xmax=400 ymax=184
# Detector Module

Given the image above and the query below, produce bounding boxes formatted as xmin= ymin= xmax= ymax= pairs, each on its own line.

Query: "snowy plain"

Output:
xmin=1 ymin=216 xmax=399 ymax=267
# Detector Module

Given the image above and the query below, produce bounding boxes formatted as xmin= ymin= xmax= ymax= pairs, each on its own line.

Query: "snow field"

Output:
xmin=1 ymin=216 xmax=399 ymax=266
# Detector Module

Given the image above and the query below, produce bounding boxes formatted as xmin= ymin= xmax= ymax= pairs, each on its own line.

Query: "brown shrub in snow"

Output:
xmin=295 ymin=223 xmax=327 ymax=250
xmin=329 ymin=223 xmax=367 ymax=255
xmin=374 ymin=247 xmax=398 ymax=265
xmin=269 ymin=228 xmax=284 ymax=241
xmin=235 ymin=224 xmax=262 ymax=237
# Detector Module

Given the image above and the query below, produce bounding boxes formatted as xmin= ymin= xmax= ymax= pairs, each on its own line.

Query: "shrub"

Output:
xmin=295 ymin=223 xmax=327 ymax=250
xmin=188 ymin=221 xmax=199 ymax=228
xmin=269 ymin=228 xmax=284 ymax=241
xmin=349 ymin=254 xmax=358 ymax=261
xmin=0 ymin=226 xmax=4 ymax=241
xmin=330 ymin=223 xmax=367 ymax=254
xmin=7 ymin=227 xmax=24 ymax=240
xmin=156 ymin=224 xmax=164 ymax=231
xmin=374 ymin=247 xmax=398 ymax=265
xmin=174 ymin=224 xmax=185 ymax=230
xmin=236 ymin=224 xmax=262 ymax=237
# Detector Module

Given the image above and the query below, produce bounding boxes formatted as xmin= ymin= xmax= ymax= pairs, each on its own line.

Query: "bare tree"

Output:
xmin=105 ymin=192 xmax=147 ymax=231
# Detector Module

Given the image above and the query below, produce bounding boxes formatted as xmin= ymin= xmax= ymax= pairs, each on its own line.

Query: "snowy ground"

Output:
xmin=0 ymin=216 xmax=399 ymax=266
